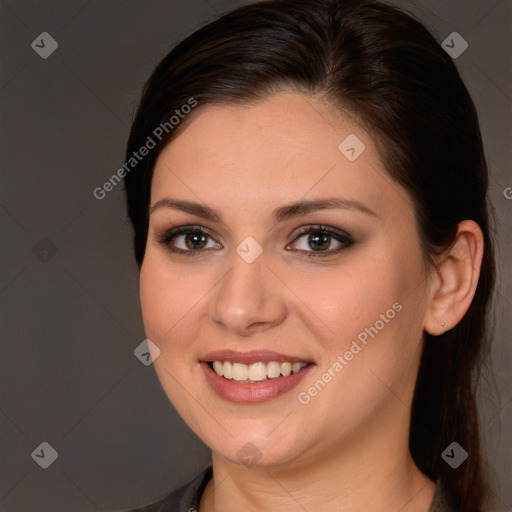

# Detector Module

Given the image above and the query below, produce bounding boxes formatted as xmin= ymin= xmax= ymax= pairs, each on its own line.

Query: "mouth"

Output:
xmin=207 ymin=360 xmax=310 ymax=383
xmin=200 ymin=350 xmax=315 ymax=403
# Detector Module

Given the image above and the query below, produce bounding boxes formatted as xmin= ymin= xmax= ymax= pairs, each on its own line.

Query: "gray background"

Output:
xmin=0 ymin=0 xmax=510 ymax=510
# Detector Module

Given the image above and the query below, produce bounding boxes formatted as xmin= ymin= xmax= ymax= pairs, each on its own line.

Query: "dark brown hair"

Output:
xmin=123 ymin=0 xmax=496 ymax=509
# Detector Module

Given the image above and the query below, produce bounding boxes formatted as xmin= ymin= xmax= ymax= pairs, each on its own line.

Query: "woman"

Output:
xmin=123 ymin=0 xmax=496 ymax=510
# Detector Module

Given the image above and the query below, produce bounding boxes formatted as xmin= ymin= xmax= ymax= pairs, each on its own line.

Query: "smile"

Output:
xmin=210 ymin=361 xmax=308 ymax=382
xmin=200 ymin=350 xmax=315 ymax=403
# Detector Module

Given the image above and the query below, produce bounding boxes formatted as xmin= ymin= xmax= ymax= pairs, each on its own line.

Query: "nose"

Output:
xmin=210 ymin=251 xmax=287 ymax=337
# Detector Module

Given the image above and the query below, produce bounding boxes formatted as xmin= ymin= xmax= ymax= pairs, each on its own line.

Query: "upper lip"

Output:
xmin=201 ymin=350 xmax=313 ymax=365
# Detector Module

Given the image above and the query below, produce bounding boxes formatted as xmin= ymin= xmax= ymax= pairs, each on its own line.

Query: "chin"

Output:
xmin=208 ymin=431 xmax=307 ymax=469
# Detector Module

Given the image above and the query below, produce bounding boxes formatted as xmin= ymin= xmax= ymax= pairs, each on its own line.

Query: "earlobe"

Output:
xmin=423 ymin=220 xmax=484 ymax=336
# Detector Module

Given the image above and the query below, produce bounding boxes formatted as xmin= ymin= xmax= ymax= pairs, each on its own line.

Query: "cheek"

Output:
xmin=296 ymin=251 xmax=426 ymax=425
xmin=139 ymin=257 xmax=200 ymax=414
xmin=140 ymin=261 xmax=169 ymax=340
xmin=305 ymin=255 xmax=408 ymax=338
xmin=307 ymin=241 xmax=426 ymax=370
xmin=139 ymin=254 xmax=198 ymax=356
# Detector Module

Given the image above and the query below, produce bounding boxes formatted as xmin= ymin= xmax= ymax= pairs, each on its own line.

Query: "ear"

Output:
xmin=423 ymin=220 xmax=484 ymax=336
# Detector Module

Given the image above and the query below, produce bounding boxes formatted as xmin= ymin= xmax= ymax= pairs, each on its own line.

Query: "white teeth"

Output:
xmin=280 ymin=362 xmax=292 ymax=376
xmin=211 ymin=360 xmax=308 ymax=381
xmin=248 ymin=362 xmax=267 ymax=381
xmin=223 ymin=361 xmax=233 ymax=379
xmin=266 ymin=361 xmax=281 ymax=379
xmin=212 ymin=361 xmax=224 ymax=377
xmin=291 ymin=362 xmax=304 ymax=374
xmin=232 ymin=362 xmax=249 ymax=381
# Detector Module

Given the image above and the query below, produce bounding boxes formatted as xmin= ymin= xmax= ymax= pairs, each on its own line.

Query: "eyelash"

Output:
xmin=155 ymin=224 xmax=354 ymax=259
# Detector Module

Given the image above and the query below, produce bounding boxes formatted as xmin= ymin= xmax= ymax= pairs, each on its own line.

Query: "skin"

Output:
xmin=139 ymin=92 xmax=484 ymax=512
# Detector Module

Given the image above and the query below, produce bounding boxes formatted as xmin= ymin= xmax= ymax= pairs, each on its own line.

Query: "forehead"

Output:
xmin=150 ymin=92 xmax=409 ymax=221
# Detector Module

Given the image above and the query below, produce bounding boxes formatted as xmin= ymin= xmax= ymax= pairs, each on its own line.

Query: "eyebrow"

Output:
xmin=149 ymin=196 xmax=378 ymax=225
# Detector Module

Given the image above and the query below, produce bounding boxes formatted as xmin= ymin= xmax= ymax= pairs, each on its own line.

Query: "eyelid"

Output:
xmin=289 ymin=224 xmax=351 ymax=240
xmin=286 ymin=224 xmax=353 ymax=256
xmin=155 ymin=224 xmax=353 ymax=257
xmin=155 ymin=225 xmax=222 ymax=254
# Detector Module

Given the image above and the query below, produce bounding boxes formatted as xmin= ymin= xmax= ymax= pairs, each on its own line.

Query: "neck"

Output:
xmin=199 ymin=407 xmax=435 ymax=512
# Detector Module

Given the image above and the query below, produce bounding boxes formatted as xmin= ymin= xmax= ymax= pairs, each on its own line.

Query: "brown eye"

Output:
xmin=156 ymin=226 xmax=222 ymax=255
xmin=288 ymin=225 xmax=354 ymax=257
xmin=183 ymin=231 xmax=208 ymax=250
xmin=306 ymin=232 xmax=332 ymax=251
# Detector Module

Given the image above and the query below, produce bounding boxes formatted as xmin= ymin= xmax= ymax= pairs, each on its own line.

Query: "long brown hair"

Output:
xmin=123 ymin=1 xmax=497 ymax=508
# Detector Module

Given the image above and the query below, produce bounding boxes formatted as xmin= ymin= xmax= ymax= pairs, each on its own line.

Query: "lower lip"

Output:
xmin=201 ymin=362 xmax=314 ymax=404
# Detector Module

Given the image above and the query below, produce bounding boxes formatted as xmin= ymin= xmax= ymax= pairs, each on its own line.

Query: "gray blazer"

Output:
xmin=127 ymin=466 xmax=462 ymax=511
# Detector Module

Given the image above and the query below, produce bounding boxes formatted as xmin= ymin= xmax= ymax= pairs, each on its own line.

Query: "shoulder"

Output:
xmin=124 ymin=466 xmax=213 ymax=512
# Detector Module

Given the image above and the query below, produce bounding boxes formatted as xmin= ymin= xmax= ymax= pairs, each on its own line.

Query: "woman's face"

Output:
xmin=140 ymin=92 xmax=433 ymax=468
